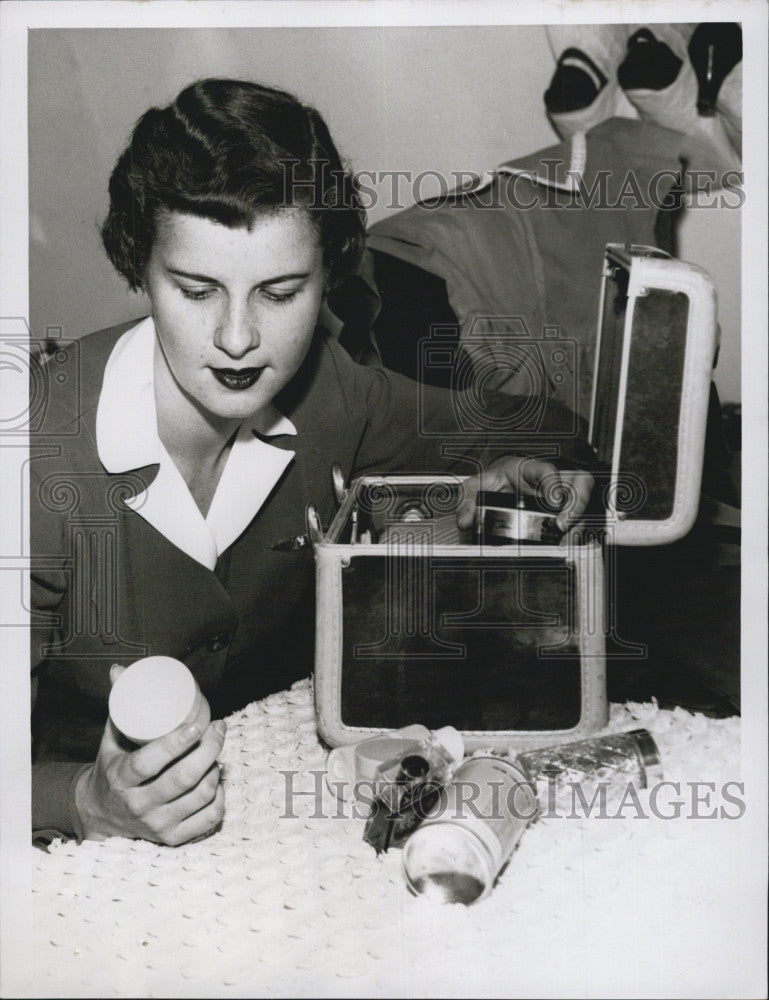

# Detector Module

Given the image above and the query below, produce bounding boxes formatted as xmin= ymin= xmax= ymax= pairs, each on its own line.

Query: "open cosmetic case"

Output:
xmin=313 ymin=244 xmax=718 ymax=751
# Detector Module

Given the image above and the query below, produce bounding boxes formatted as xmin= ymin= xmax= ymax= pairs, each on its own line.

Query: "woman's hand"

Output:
xmin=75 ymin=666 xmax=226 ymax=845
xmin=457 ymin=456 xmax=594 ymax=543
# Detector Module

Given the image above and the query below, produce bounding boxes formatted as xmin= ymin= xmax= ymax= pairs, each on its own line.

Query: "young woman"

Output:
xmin=30 ymin=78 xmax=593 ymax=846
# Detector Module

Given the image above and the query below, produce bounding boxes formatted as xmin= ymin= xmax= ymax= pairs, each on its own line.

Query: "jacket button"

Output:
xmin=208 ymin=634 xmax=228 ymax=652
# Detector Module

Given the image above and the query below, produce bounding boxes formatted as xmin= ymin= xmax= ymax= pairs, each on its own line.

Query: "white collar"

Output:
xmin=95 ymin=317 xmax=296 ymax=570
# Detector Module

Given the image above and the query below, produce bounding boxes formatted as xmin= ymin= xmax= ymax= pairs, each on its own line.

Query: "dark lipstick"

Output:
xmin=212 ymin=367 xmax=263 ymax=390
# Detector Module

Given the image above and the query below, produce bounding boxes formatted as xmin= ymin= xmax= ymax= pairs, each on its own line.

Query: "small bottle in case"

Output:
xmin=475 ymin=490 xmax=563 ymax=545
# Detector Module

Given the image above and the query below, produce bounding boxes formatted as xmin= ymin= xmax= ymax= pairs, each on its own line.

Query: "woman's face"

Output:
xmin=144 ymin=208 xmax=325 ymax=426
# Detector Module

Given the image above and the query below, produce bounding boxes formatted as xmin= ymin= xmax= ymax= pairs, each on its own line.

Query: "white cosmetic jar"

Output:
xmin=108 ymin=656 xmax=211 ymax=745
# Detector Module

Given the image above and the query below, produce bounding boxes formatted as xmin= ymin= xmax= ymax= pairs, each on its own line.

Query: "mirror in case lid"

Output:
xmin=590 ymin=243 xmax=717 ymax=544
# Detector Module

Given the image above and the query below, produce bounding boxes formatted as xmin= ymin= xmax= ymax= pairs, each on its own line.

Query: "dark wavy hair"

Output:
xmin=101 ymin=78 xmax=366 ymax=293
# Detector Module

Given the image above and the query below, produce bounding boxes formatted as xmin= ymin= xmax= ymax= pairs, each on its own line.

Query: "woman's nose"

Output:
xmin=214 ymin=302 xmax=259 ymax=359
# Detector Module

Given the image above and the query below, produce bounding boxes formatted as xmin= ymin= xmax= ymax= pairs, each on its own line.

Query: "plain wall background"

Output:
xmin=28 ymin=26 xmax=741 ymax=402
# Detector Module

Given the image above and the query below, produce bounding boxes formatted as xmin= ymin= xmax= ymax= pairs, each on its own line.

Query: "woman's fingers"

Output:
xmin=144 ymin=720 xmax=226 ymax=802
xmin=162 ymin=781 xmax=226 ymax=847
xmin=78 ymin=711 xmax=227 ymax=843
xmin=457 ymin=458 xmax=595 ymax=535
xmin=136 ymin=762 xmax=224 ymax=845
xmin=163 ymin=762 xmax=222 ymax=824
xmin=114 ymin=724 xmax=226 ymax=843
xmin=121 ymin=722 xmax=205 ymax=786
xmin=456 ymin=457 xmax=527 ymax=528
xmin=119 ymin=762 xmax=225 ymax=846
xmin=553 ymin=470 xmax=594 ymax=531
xmin=119 ymin=721 xmax=226 ymax=838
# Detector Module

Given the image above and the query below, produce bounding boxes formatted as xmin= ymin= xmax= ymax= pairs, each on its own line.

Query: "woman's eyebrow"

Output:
xmin=166 ymin=266 xmax=313 ymax=284
xmin=167 ymin=267 xmax=219 ymax=283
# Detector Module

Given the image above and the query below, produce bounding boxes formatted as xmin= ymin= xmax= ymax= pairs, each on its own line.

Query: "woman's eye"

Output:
xmin=180 ymin=286 xmax=216 ymax=301
xmin=261 ymin=288 xmax=298 ymax=305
